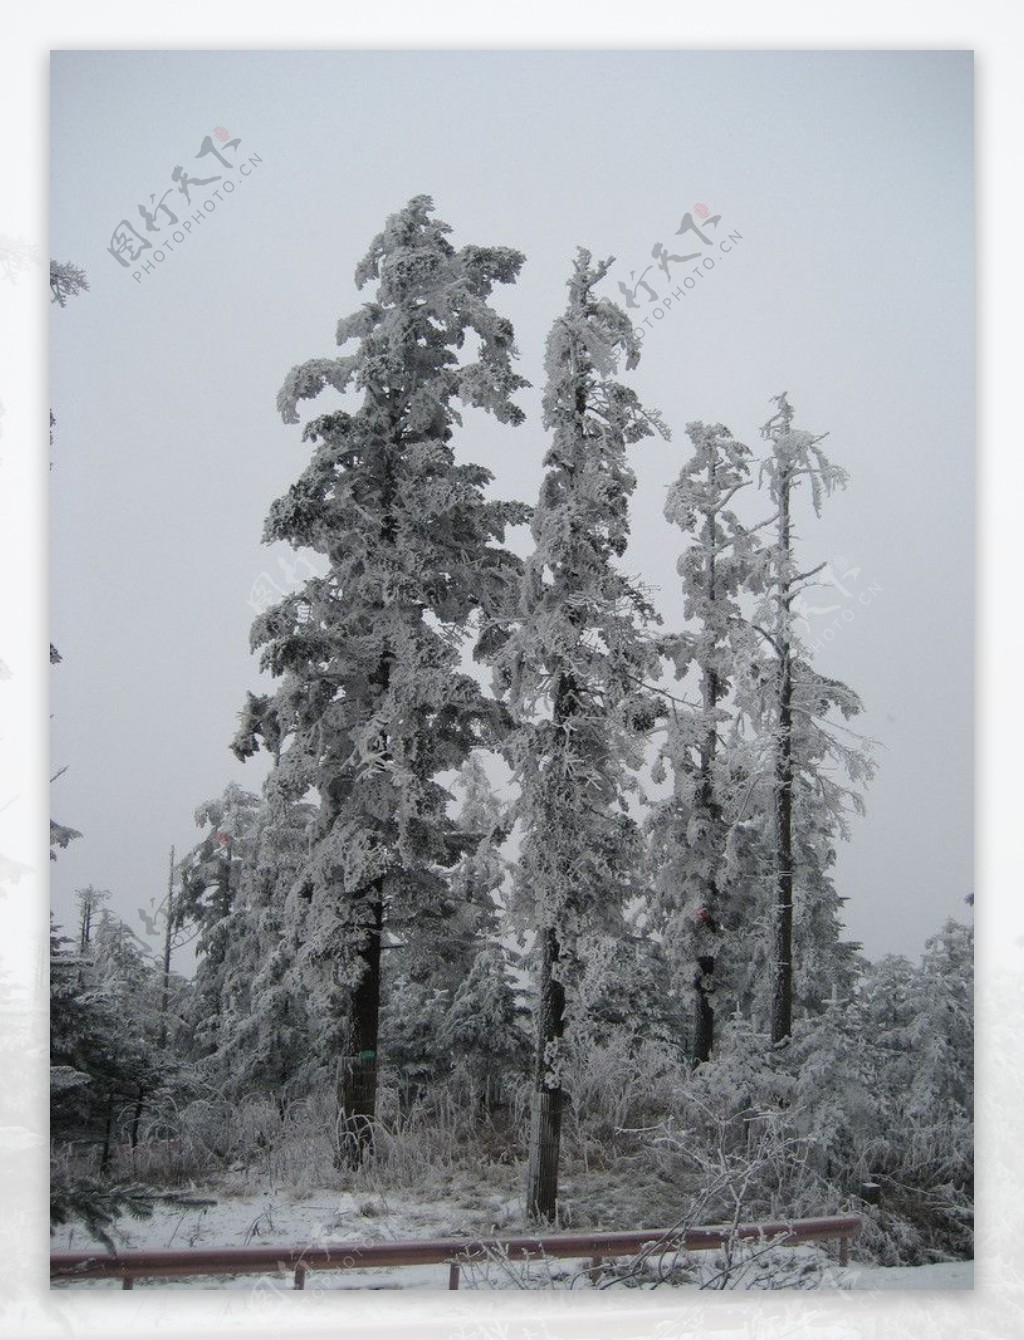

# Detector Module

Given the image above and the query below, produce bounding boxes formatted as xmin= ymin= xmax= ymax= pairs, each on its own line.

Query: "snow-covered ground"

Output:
xmin=50 ymin=1184 xmax=972 ymax=1291
xmin=842 ymin=1260 xmax=973 ymax=1290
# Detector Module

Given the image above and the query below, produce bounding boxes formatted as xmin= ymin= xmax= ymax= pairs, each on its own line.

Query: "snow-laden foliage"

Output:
xmin=386 ymin=752 xmax=510 ymax=998
xmin=233 ymin=197 xmax=530 ymax=1133
xmin=647 ymin=399 xmax=872 ymax=1053
xmin=655 ymin=916 xmax=972 ymax=1264
xmin=499 ymin=250 xmax=665 ymax=955
xmin=50 ymin=259 xmax=89 ymax=307
xmin=50 ymin=910 xmax=172 ymax=1241
xmin=380 ymin=754 xmax=526 ymax=1110
xmin=736 ymin=395 xmax=873 ymax=1039
xmin=49 ymin=197 xmax=970 ymax=1263
xmin=49 ymin=818 xmax=82 ymax=862
xmin=852 ymin=920 xmax=974 ymax=1207
xmin=207 ymin=793 xmax=319 ymax=1101
xmin=174 ymin=783 xmax=262 ymax=1059
xmin=51 ymin=916 xmax=158 ymax=1150
xmin=648 ymin=422 xmax=767 ymax=1061
xmin=495 ymin=249 xmax=667 ymax=1217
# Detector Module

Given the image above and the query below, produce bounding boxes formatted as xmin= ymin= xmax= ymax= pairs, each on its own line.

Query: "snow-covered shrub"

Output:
xmin=646 ymin=918 xmax=974 ymax=1267
xmin=559 ymin=1034 xmax=684 ymax=1170
xmin=839 ymin=919 xmax=973 ymax=1261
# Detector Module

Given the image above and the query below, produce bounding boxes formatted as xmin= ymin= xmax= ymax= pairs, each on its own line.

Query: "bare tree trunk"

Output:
xmin=693 ymin=978 xmax=715 ymax=1063
xmin=527 ymin=924 xmax=565 ymax=1221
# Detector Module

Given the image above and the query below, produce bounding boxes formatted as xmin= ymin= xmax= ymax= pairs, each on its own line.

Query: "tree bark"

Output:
xmin=527 ymin=924 xmax=565 ymax=1221
xmin=693 ymin=982 xmax=714 ymax=1065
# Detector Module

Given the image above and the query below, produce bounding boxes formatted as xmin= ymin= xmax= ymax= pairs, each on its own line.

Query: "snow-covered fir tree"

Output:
xmin=210 ymin=792 xmax=318 ymax=1103
xmin=50 ymin=909 xmax=166 ymax=1174
xmin=173 ymin=783 xmax=261 ymax=1059
xmin=855 ymin=918 xmax=973 ymax=1203
xmin=571 ymin=918 xmax=680 ymax=1049
xmin=76 ymin=884 xmax=110 ymax=953
xmin=232 ymin=196 xmax=530 ymax=1155
xmin=496 ymin=250 xmax=667 ymax=1220
xmin=438 ymin=940 xmax=529 ymax=1112
xmin=379 ymin=751 xmax=516 ymax=1110
xmin=388 ymin=752 xmax=509 ymax=1010
xmin=648 ymin=421 xmax=766 ymax=1064
xmin=745 ymin=394 xmax=873 ymax=1043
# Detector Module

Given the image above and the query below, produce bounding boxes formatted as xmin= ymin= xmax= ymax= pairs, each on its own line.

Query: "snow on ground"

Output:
xmin=843 ymin=1260 xmax=973 ymax=1290
xmin=50 ymin=1182 xmax=973 ymax=1292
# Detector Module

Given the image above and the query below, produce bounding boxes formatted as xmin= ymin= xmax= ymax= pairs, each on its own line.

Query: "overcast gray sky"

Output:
xmin=49 ymin=49 xmax=973 ymax=964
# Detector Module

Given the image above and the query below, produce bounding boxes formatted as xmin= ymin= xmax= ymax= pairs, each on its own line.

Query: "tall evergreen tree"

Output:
xmin=174 ymin=782 xmax=261 ymax=1059
xmin=211 ymin=793 xmax=318 ymax=1102
xmin=751 ymin=394 xmax=872 ymax=1043
xmin=497 ymin=250 xmax=666 ymax=1219
xmin=232 ymin=196 xmax=530 ymax=1155
xmin=390 ymin=752 xmax=509 ymax=999
xmin=50 ymin=912 xmax=164 ymax=1176
xmin=76 ymin=885 xmax=110 ymax=953
xmin=50 ymin=913 xmax=168 ymax=1246
xmin=380 ymin=753 xmax=520 ymax=1112
xmin=649 ymin=421 xmax=765 ymax=1064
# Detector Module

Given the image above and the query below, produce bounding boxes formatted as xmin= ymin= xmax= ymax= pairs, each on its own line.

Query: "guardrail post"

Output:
xmin=448 ymin=1262 xmax=460 ymax=1290
xmin=839 ymin=1235 xmax=849 ymax=1267
xmin=588 ymin=1255 xmax=603 ymax=1286
xmin=294 ymin=1264 xmax=307 ymax=1290
xmin=122 ymin=1276 xmax=134 ymax=1289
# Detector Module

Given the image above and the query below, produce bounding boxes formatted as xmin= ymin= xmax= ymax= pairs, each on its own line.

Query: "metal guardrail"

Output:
xmin=51 ymin=1214 xmax=861 ymax=1290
